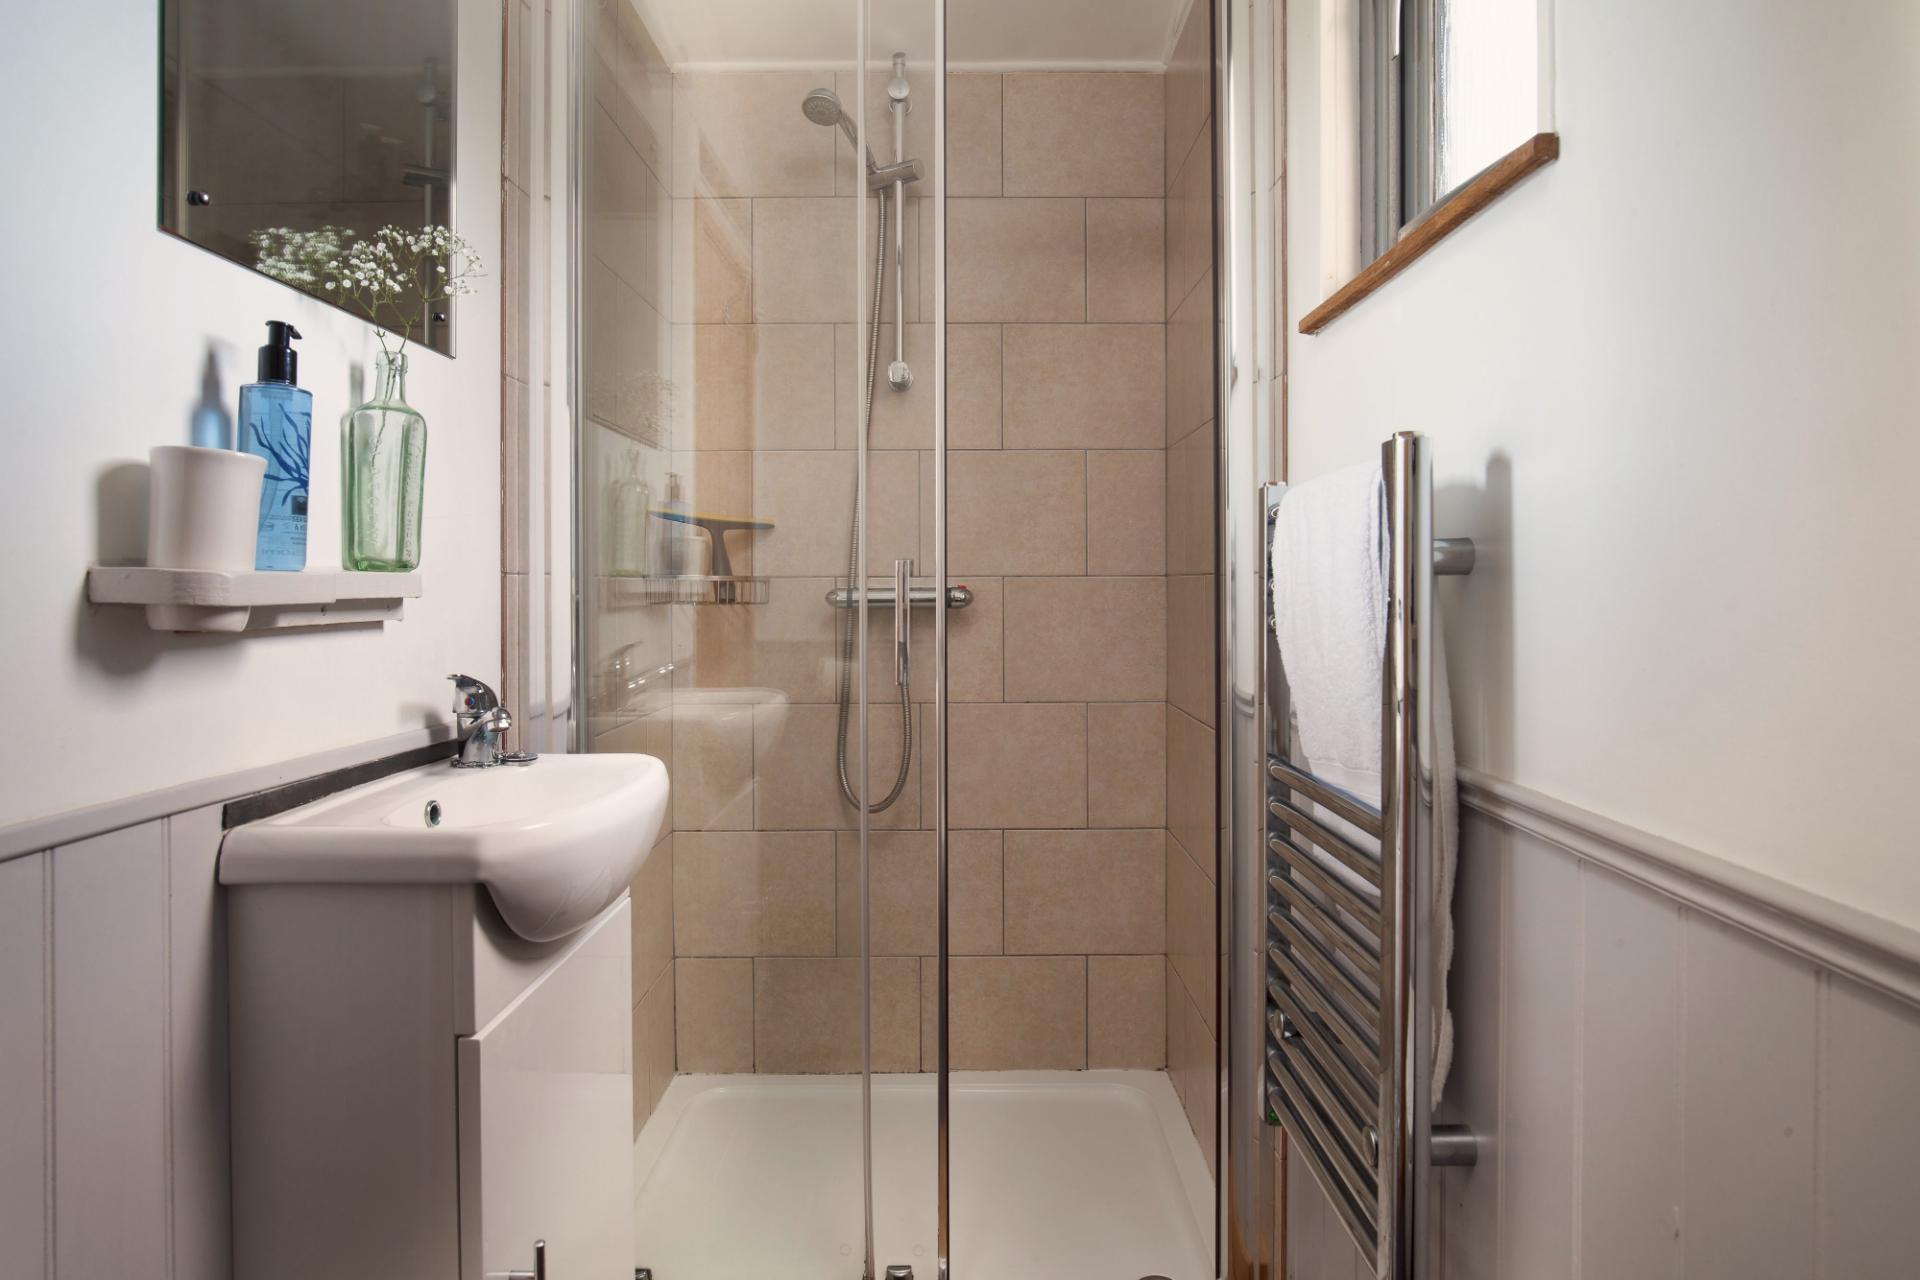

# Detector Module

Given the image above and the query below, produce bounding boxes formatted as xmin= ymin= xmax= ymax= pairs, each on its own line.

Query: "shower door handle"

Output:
xmin=893 ymin=558 xmax=913 ymax=689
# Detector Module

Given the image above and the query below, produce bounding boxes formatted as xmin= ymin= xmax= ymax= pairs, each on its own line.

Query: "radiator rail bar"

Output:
xmin=1259 ymin=434 xmax=1480 ymax=1278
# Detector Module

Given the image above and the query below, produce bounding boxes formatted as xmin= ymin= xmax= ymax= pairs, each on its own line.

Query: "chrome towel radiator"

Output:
xmin=1261 ymin=432 xmax=1477 ymax=1277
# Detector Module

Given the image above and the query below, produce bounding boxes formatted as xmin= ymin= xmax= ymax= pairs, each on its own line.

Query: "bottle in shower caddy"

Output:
xmin=236 ymin=321 xmax=311 ymax=570
xmin=608 ymin=454 xmax=651 ymax=577
xmin=653 ymin=471 xmax=689 ymax=577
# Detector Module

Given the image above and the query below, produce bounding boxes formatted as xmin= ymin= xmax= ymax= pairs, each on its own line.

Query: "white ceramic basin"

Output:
xmin=222 ymin=753 xmax=669 ymax=942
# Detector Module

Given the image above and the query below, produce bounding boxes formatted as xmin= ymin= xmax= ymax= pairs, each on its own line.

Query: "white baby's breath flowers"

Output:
xmin=250 ymin=222 xmax=485 ymax=359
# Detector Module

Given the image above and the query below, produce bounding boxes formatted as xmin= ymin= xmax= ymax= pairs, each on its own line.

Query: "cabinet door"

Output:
xmin=459 ymin=898 xmax=633 ymax=1279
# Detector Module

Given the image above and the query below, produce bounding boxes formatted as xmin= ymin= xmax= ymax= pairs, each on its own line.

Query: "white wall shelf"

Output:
xmin=87 ymin=566 xmax=423 ymax=633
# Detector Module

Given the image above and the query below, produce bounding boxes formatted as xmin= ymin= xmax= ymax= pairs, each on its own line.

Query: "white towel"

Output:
xmin=1269 ymin=464 xmax=1389 ymax=808
xmin=1269 ymin=461 xmax=1456 ymax=1107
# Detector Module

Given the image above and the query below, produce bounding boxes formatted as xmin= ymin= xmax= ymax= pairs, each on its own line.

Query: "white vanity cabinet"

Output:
xmin=227 ymin=884 xmax=633 ymax=1280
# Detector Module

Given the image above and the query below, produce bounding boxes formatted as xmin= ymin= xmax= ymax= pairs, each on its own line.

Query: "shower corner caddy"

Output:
xmin=1260 ymin=431 xmax=1479 ymax=1279
xmin=86 ymin=565 xmax=423 ymax=632
xmin=605 ymin=573 xmax=769 ymax=606
xmin=609 ymin=508 xmax=773 ymax=605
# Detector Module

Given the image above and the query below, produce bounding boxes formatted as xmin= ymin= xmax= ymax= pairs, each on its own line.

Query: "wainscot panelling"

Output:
xmin=3 ymin=793 xmax=337 ymax=1279
xmin=1286 ymin=796 xmax=1920 ymax=1279
xmin=0 ymin=852 xmax=49 ymax=1278
xmin=167 ymin=806 xmax=233 ymax=1280
xmin=52 ymin=823 xmax=172 ymax=1279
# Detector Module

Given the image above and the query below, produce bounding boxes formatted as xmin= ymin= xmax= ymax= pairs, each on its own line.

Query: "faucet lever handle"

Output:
xmin=448 ymin=673 xmax=501 ymax=717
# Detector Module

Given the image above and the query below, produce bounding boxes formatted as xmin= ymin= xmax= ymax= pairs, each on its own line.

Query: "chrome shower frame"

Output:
xmin=1217 ymin=0 xmax=1276 ymax=1276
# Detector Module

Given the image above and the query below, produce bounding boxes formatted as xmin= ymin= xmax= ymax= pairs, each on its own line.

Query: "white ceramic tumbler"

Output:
xmin=146 ymin=444 xmax=267 ymax=631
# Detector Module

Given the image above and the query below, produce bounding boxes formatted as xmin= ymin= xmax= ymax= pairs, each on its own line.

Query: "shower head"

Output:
xmin=801 ymin=88 xmax=863 ymax=157
xmin=801 ymin=87 xmax=846 ymax=128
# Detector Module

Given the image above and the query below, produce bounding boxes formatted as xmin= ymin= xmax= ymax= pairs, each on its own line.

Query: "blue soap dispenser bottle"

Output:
xmin=237 ymin=321 xmax=312 ymax=570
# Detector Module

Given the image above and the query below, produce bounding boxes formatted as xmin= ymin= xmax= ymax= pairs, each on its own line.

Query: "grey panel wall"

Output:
xmin=1286 ymin=803 xmax=1920 ymax=1279
xmin=2 ymin=807 xmax=231 ymax=1280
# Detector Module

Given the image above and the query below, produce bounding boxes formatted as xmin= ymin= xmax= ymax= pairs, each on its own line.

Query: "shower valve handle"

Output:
xmin=894 ymin=558 xmax=913 ymax=689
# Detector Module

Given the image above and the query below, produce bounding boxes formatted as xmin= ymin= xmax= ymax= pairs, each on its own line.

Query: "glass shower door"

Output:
xmin=849 ymin=4 xmax=947 ymax=1275
xmin=575 ymin=0 xmax=944 ymax=1275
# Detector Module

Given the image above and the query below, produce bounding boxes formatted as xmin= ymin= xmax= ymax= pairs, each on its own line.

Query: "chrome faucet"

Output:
xmin=449 ymin=674 xmax=520 ymax=768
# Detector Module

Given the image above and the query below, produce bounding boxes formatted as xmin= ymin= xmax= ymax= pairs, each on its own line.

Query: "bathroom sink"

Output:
xmin=221 ymin=753 xmax=669 ymax=942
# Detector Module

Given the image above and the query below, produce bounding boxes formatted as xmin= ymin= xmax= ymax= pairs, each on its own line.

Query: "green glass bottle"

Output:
xmin=345 ymin=351 xmax=427 ymax=571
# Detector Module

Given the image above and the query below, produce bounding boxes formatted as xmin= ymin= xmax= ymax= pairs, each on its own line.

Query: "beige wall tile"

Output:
xmin=1004 ymin=325 xmax=1166 ymax=449
xmin=1166 ymin=418 xmax=1215 ymax=579
xmin=752 ymin=198 xmax=921 ymax=325
xmin=589 ymin=105 xmax=663 ymax=310
xmin=674 ymin=597 xmax=755 ymax=690
xmin=947 ymin=73 xmax=1003 ymax=196
xmin=947 ymin=702 xmax=1087 ymax=829
xmin=633 ymin=1012 xmax=651 ymax=1136
xmin=952 ymin=830 xmax=1005 ymax=954
xmin=1087 ymin=702 xmax=1166 ymax=828
xmin=1088 ymin=954 xmax=1166 ymax=1069
xmin=1164 ymin=5 xmax=1211 ymax=198
xmin=673 ymin=830 xmax=836 ymax=955
xmin=504 ymin=385 xmax=529 ymax=574
xmin=744 ymin=577 xmax=836 ymax=702
xmin=1005 ymin=829 xmax=1165 ymax=954
xmin=1003 ymin=576 xmax=1166 ymax=703
xmin=1164 ymin=959 xmax=1187 ymax=1109
xmin=586 ymin=267 xmax=665 ymax=437
xmin=669 ymin=701 xmax=754 ymax=831
xmin=752 ymin=198 xmax=853 ymax=323
xmin=938 ymin=575 xmax=1005 ymax=703
xmin=636 ymin=961 xmax=677 ymax=1127
xmin=674 ymin=957 xmax=752 ymax=1073
xmin=690 ymin=324 xmax=752 ymax=451
xmin=833 ymin=829 xmax=1003 ymax=957
xmin=751 ymin=324 xmax=838 ymax=450
xmin=1165 ymin=124 xmax=1213 ymax=318
xmin=1166 ymin=831 xmax=1217 ymax=1037
xmin=1087 ymin=449 xmax=1166 ymax=575
xmin=1182 ymin=986 xmax=1219 ymax=1174
xmin=674 ymin=197 xmax=751 ymax=325
xmin=1003 ymin=73 xmax=1163 ymax=196
xmin=755 ymin=957 xmax=920 ymax=1073
xmin=751 ymin=449 xmax=917 ymax=577
xmin=612 ymin=1 xmax=670 ymax=179
xmin=1166 ymin=269 xmax=1214 ymax=436
xmin=1087 ymin=199 xmax=1166 ymax=322
xmin=946 ymin=198 xmax=1085 ymax=322
xmin=948 ymin=324 xmax=1003 ymax=449
xmin=754 ymin=701 xmax=921 ymax=829
xmin=674 ymin=70 xmax=836 ymax=197
xmin=947 ymin=450 xmax=1085 ymax=577
xmin=629 ymin=834 xmax=675 ymax=998
xmin=947 ymin=955 xmax=1087 ymax=1070
xmin=1167 ymin=573 xmax=1216 ymax=727
xmin=1167 ymin=707 xmax=1217 ymax=877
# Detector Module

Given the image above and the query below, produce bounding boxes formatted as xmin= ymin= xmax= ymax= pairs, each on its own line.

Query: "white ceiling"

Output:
xmin=639 ymin=0 xmax=1190 ymax=69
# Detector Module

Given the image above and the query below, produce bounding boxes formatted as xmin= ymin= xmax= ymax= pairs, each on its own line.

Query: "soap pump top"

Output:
xmin=256 ymin=321 xmax=302 ymax=386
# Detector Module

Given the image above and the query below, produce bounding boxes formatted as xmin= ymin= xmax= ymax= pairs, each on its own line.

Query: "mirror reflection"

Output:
xmin=159 ymin=0 xmax=459 ymax=354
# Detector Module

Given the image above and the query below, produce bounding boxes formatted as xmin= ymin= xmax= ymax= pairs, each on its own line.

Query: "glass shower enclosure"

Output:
xmin=572 ymin=1 xmax=1221 ymax=1275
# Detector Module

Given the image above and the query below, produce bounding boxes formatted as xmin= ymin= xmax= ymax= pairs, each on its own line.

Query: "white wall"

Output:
xmin=0 ymin=0 xmax=504 ymax=827
xmin=1284 ymin=0 xmax=1920 ymax=927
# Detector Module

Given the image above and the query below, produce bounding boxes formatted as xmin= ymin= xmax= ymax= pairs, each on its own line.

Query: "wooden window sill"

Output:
xmin=1299 ymin=131 xmax=1561 ymax=335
